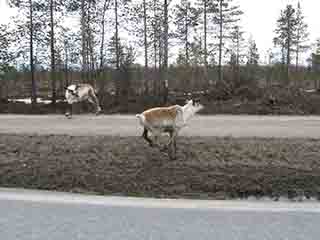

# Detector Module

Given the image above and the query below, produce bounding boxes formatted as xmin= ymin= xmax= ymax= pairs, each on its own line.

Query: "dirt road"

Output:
xmin=1 ymin=114 xmax=320 ymax=138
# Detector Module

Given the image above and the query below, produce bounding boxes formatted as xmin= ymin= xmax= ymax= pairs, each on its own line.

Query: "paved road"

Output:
xmin=1 ymin=114 xmax=320 ymax=138
xmin=0 ymin=188 xmax=319 ymax=240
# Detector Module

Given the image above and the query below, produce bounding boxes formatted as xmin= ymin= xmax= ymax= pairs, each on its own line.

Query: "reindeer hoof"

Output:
xmin=160 ymin=145 xmax=168 ymax=152
xmin=149 ymin=143 xmax=155 ymax=148
xmin=95 ymin=107 xmax=102 ymax=115
xmin=65 ymin=112 xmax=72 ymax=119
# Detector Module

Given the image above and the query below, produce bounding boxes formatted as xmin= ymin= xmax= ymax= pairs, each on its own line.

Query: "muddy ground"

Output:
xmin=1 ymin=134 xmax=320 ymax=200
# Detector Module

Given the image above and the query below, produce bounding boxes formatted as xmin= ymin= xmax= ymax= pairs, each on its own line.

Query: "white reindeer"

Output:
xmin=136 ymin=99 xmax=203 ymax=159
xmin=65 ymin=83 xmax=102 ymax=118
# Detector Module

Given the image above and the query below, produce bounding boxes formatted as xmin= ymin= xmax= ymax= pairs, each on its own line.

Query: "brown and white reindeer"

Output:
xmin=136 ymin=99 xmax=204 ymax=159
xmin=65 ymin=83 xmax=102 ymax=118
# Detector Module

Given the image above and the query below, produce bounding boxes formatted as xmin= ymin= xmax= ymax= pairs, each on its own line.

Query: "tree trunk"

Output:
xmin=295 ymin=44 xmax=299 ymax=72
xmin=86 ymin=0 xmax=94 ymax=86
xmin=286 ymin=17 xmax=291 ymax=83
xmin=153 ymin=38 xmax=157 ymax=95
xmin=115 ymin=0 xmax=120 ymax=70
xmin=50 ymin=0 xmax=56 ymax=105
xmin=87 ymin=2 xmax=96 ymax=87
xmin=162 ymin=0 xmax=169 ymax=100
xmin=185 ymin=18 xmax=189 ymax=65
xmin=152 ymin=0 xmax=158 ymax=96
xmin=218 ymin=0 xmax=223 ymax=83
xmin=203 ymin=0 xmax=208 ymax=84
xmin=98 ymin=0 xmax=110 ymax=94
xmin=236 ymin=31 xmax=240 ymax=84
xmin=143 ymin=0 xmax=149 ymax=94
xmin=158 ymin=35 xmax=163 ymax=97
xmin=29 ymin=0 xmax=36 ymax=106
xmin=64 ymin=42 xmax=69 ymax=87
xmin=143 ymin=0 xmax=148 ymax=69
xmin=99 ymin=0 xmax=108 ymax=70
xmin=114 ymin=0 xmax=120 ymax=100
xmin=81 ymin=0 xmax=87 ymax=81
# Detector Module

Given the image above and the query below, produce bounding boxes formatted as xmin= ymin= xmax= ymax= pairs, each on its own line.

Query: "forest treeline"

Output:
xmin=1 ymin=0 xmax=320 ymax=108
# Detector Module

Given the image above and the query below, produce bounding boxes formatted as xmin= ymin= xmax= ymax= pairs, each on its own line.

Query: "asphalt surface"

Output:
xmin=1 ymin=114 xmax=320 ymax=138
xmin=0 ymin=188 xmax=320 ymax=240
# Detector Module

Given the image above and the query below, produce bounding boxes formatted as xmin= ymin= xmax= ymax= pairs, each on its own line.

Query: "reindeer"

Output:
xmin=136 ymin=99 xmax=204 ymax=159
xmin=65 ymin=83 xmax=102 ymax=118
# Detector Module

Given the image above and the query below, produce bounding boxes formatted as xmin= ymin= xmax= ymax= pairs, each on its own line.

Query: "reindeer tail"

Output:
xmin=136 ymin=114 xmax=146 ymax=125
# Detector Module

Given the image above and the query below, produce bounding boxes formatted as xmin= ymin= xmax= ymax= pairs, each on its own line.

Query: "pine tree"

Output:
xmin=29 ymin=0 xmax=36 ymax=105
xmin=143 ymin=0 xmax=148 ymax=69
xmin=189 ymin=36 xmax=203 ymax=66
xmin=200 ymin=0 xmax=209 ymax=69
xmin=114 ymin=0 xmax=120 ymax=70
xmin=294 ymin=1 xmax=309 ymax=71
xmin=49 ymin=0 xmax=56 ymax=104
xmin=148 ymin=0 xmax=163 ymax=95
xmin=39 ymin=0 xmax=67 ymax=103
xmin=0 ymin=24 xmax=15 ymax=100
xmin=246 ymin=36 xmax=260 ymax=84
xmin=60 ymin=27 xmax=81 ymax=87
xmin=229 ymin=25 xmax=244 ymax=84
xmin=312 ymin=39 xmax=320 ymax=72
xmin=0 ymin=24 xmax=13 ymax=72
xmin=229 ymin=25 xmax=245 ymax=65
xmin=174 ymin=0 xmax=200 ymax=65
xmin=9 ymin=0 xmax=46 ymax=105
xmin=273 ymin=4 xmax=297 ymax=83
xmin=99 ymin=0 xmax=111 ymax=70
xmin=163 ymin=0 xmax=169 ymax=99
xmin=247 ymin=37 xmax=259 ymax=65
xmin=195 ymin=0 xmax=215 ymax=80
xmin=126 ymin=0 xmax=152 ymax=93
xmin=67 ymin=0 xmax=100 ymax=82
xmin=211 ymin=0 xmax=243 ymax=83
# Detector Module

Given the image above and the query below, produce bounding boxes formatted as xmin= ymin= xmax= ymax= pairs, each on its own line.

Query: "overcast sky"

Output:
xmin=0 ymin=0 xmax=319 ymax=63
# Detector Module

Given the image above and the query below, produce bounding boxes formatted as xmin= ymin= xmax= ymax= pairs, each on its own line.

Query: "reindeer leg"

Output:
xmin=65 ymin=104 xmax=69 ymax=118
xmin=89 ymin=89 xmax=102 ymax=115
xmin=160 ymin=129 xmax=176 ymax=157
xmin=70 ymin=104 xmax=73 ymax=118
xmin=174 ymin=135 xmax=177 ymax=155
xmin=166 ymin=129 xmax=178 ymax=147
xmin=65 ymin=103 xmax=73 ymax=119
xmin=142 ymin=128 xmax=154 ymax=147
xmin=87 ymin=98 xmax=96 ymax=114
xmin=167 ymin=130 xmax=177 ymax=159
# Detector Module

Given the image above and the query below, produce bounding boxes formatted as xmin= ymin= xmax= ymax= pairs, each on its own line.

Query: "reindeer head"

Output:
xmin=183 ymin=98 xmax=204 ymax=122
xmin=185 ymin=98 xmax=203 ymax=108
xmin=65 ymin=85 xmax=79 ymax=97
